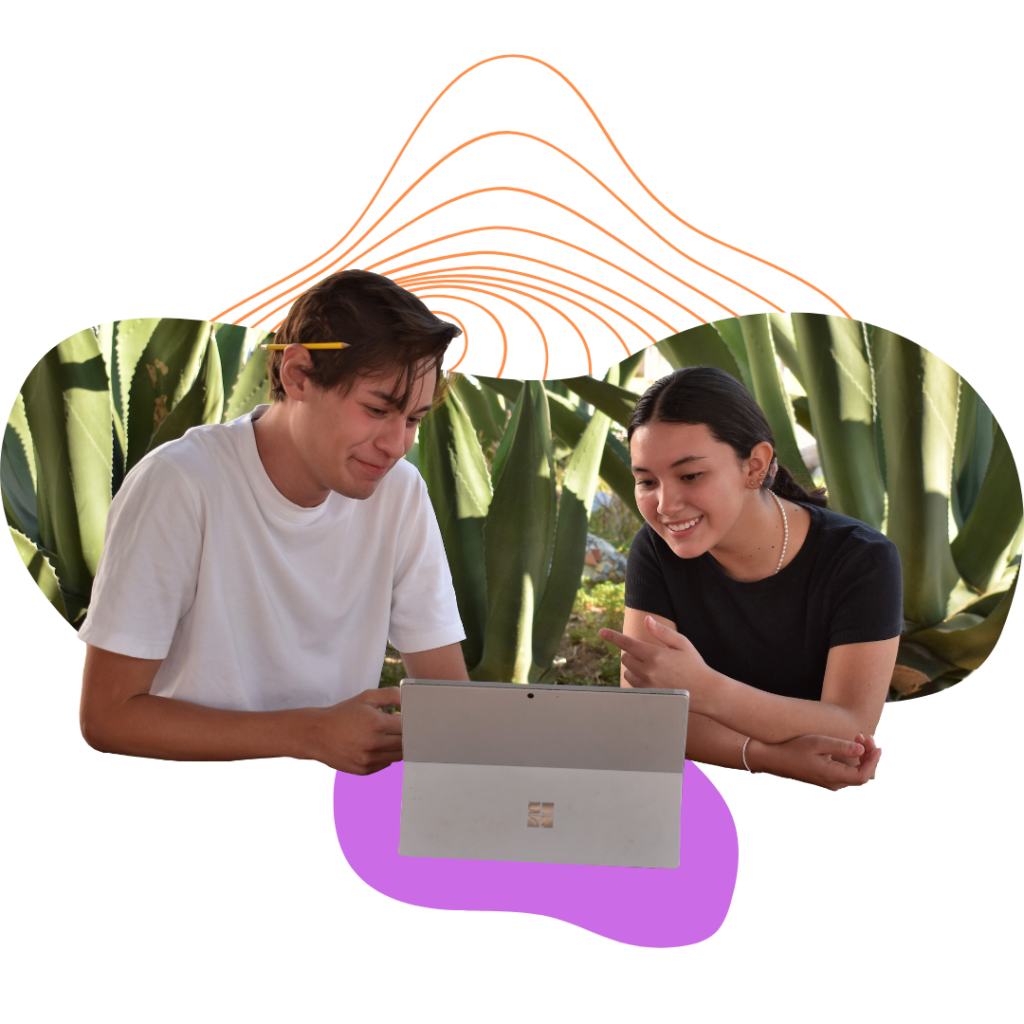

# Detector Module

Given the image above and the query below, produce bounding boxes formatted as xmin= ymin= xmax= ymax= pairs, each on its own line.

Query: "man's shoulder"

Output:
xmin=132 ymin=418 xmax=249 ymax=486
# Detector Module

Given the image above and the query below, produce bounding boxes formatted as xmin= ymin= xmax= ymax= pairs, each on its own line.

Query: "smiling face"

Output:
xmin=631 ymin=420 xmax=772 ymax=559
xmin=286 ymin=360 xmax=437 ymax=502
xmin=253 ymin=350 xmax=438 ymax=509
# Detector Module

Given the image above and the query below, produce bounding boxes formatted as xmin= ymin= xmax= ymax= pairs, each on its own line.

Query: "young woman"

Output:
xmin=599 ymin=366 xmax=903 ymax=790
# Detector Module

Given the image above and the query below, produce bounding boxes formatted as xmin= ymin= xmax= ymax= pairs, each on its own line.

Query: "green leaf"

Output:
xmin=2 ymin=393 xmax=39 ymax=543
xmin=214 ymin=323 xmax=250 ymax=395
xmin=146 ymin=334 xmax=224 ymax=455
xmin=531 ymin=409 xmax=612 ymax=676
xmin=545 ymin=389 xmax=639 ymax=519
xmin=791 ymin=395 xmax=813 ymax=437
xmin=560 ymin=375 xmax=637 ymax=429
xmin=96 ymin=322 xmax=126 ymax=472
xmin=480 ymin=381 xmax=507 ymax=431
xmin=617 ymin=350 xmax=646 ymax=389
xmin=475 ymin=375 xmax=523 ymax=404
xmin=870 ymin=326 xmax=962 ymax=626
xmin=739 ymin=314 xmax=814 ymax=491
xmin=488 ymin=381 xmax=525 ymax=488
xmin=889 ymin=638 xmax=961 ymax=699
xmin=768 ymin=312 xmax=804 ymax=389
xmin=906 ymin=575 xmax=1017 ymax=670
xmin=709 ymin=317 xmax=753 ymax=391
xmin=9 ymin=525 xmax=67 ymax=621
xmin=112 ymin=318 xmax=160 ymax=430
xmin=953 ymin=380 xmax=993 ymax=525
xmin=950 ymin=421 xmax=1023 ymax=593
xmin=791 ymin=314 xmax=885 ymax=527
xmin=474 ymin=383 xmax=556 ymax=682
xmin=545 ymin=380 xmax=570 ymax=399
xmin=223 ymin=344 xmax=270 ymax=422
xmin=453 ymin=376 xmax=502 ymax=453
xmin=125 ymin=319 xmax=214 ymax=470
xmin=654 ymin=323 xmax=743 ymax=381
xmin=20 ymin=329 xmax=113 ymax=621
xmin=214 ymin=323 xmax=272 ymax=415
xmin=418 ymin=390 xmax=493 ymax=669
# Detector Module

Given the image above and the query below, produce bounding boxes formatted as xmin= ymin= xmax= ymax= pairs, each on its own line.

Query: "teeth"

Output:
xmin=666 ymin=516 xmax=702 ymax=532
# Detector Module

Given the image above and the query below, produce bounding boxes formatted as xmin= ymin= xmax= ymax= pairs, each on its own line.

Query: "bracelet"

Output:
xmin=741 ymin=736 xmax=757 ymax=774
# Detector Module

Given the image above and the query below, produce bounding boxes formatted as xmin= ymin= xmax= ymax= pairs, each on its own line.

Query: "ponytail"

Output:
xmin=767 ymin=460 xmax=827 ymax=508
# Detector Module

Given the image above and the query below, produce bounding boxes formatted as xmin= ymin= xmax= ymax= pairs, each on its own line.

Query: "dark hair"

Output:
xmin=627 ymin=365 xmax=827 ymax=507
xmin=267 ymin=269 xmax=461 ymax=408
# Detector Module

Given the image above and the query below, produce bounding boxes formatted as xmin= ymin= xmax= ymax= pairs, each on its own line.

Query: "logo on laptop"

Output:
xmin=527 ymin=801 xmax=554 ymax=828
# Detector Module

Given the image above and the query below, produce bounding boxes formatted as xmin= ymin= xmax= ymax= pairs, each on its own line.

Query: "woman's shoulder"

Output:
xmin=803 ymin=503 xmax=901 ymax=575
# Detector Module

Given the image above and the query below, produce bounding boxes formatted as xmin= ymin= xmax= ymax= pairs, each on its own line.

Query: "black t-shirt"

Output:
xmin=624 ymin=503 xmax=904 ymax=701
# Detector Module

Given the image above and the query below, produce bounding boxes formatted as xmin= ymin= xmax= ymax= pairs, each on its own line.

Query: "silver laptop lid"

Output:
xmin=400 ymin=679 xmax=689 ymax=773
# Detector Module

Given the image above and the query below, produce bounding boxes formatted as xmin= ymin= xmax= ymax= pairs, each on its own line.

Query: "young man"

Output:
xmin=79 ymin=270 xmax=469 ymax=774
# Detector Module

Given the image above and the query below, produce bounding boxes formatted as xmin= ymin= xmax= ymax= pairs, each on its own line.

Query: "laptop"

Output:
xmin=398 ymin=679 xmax=689 ymax=868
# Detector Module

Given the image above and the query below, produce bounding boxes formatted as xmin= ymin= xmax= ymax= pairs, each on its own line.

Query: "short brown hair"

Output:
xmin=267 ymin=270 xmax=461 ymax=407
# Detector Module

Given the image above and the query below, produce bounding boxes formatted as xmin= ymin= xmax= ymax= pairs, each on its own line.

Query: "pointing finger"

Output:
xmin=598 ymin=629 xmax=655 ymax=660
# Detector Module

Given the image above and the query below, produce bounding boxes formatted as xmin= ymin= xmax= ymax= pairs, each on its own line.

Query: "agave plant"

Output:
xmin=4 ymin=317 xmax=628 ymax=689
xmin=3 ymin=318 xmax=271 ymax=626
xmin=418 ymin=375 xmax=613 ymax=683
xmin=555 ymin=314 xmax=1021 ymax=700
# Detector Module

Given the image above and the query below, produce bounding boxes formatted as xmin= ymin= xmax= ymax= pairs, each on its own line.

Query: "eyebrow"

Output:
xmin=631 ymin=455 xmax=707 ymax=474
xmin=368 ymin=389 xmax=433 ymax=415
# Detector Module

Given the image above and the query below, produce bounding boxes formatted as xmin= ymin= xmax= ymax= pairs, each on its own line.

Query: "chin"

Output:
xmin=330 ymin=476 xmax=381 ymax=500
xmin=658 ymin=526 xmax=711 ymax=559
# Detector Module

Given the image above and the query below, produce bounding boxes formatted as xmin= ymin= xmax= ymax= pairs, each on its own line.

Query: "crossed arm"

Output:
xmin=601 ymin=609 xmax=897 ymax=790
xmin=80 ymin=641 xmax=468 ymax=774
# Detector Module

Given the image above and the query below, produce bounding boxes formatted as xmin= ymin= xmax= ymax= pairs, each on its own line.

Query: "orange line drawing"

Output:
xmin=417 ymin=293 xmax=510 ymax=376
xmin=428 ymin=310 xmax=469 ymax=371
xmin=216 ymin=54 xmax=848 ymax=377
xmin=378 ymin=251 xmax=678 ymax=335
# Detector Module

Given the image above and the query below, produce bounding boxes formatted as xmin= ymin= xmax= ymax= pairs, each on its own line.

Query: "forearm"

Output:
xmin=699 ymin=669 xmax=872 ymax=745
xmin=684 ymin=712 xmax=750 ymax=770
xmin=81 ymin=691 xmax=328 ymax=763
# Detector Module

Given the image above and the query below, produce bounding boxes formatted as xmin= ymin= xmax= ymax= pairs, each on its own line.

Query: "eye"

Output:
xmin=364 ymin=405 xmax=388 ymax=417
xmin=680 ymin=472 xmax=702 ymax=482
xmin=407 ymin=417 xmax=422 ymax=428
xmin=634 ymin=478 xmax=654 ymax=488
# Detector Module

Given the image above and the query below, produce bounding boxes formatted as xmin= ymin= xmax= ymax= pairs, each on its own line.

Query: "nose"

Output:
xmin=375 ymin=414 xmax=407 ymax=460
xmin=656 ymin=481 xmax=685 ymax=519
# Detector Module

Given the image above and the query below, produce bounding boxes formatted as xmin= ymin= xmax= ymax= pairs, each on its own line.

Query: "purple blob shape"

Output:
xmin=333 ymin=761 xmax=738 ymax=948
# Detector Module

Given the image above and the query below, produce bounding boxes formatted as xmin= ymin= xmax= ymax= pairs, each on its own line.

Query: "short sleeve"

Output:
xmin=387 ymin=473 xmax=466 ymax=653
xmin=625 ymin=525 xmax=677 ymax=622
xmin=78 ymin=455 xmax=203 ymax=660
xmin=827 ymin=533 xmax=904 ymax=647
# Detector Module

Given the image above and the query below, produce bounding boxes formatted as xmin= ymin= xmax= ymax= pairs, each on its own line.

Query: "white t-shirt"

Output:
xmin=79 ymin=407 xmax=465 ymax=712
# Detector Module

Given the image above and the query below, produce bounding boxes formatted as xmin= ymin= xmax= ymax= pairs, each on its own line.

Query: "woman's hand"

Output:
xmin=748 ymin=732 xmax=881 ymax=790
xmin=600 ymin=616 xmax=716 ymax=703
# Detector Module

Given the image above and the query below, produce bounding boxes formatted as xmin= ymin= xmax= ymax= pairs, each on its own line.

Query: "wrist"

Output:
xmin=744 ymin=737 xmax=771 ymax=775
xmin=285 ymin=707 xmax=327 ymax=763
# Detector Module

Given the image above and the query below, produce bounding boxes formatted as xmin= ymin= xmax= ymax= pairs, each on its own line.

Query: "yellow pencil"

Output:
xmin=260 ymin=342 xmax=349 ymax=350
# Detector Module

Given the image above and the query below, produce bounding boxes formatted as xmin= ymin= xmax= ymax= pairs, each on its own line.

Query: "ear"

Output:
xmin=744 ymin=440 xmax=775 ymax=488
xmin=278 ymin=345 xmax=316 ymax=402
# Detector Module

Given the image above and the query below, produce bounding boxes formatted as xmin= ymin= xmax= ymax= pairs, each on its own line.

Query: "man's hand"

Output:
xmin=748 ymin=732 xmax=882 ymax=791
xmin=309 ymin=688 xmax=404 ymax=775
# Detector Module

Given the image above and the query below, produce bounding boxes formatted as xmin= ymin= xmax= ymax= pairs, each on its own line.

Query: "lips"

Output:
xmin=353 ymin=457 xmax=391 ymax=476
xmin=664 ymin=515 xmax=703 ymax=535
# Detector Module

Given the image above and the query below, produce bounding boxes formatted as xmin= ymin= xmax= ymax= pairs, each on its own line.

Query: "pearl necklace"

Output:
xmin=768 ymin=490 xmax=789 ymax=574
